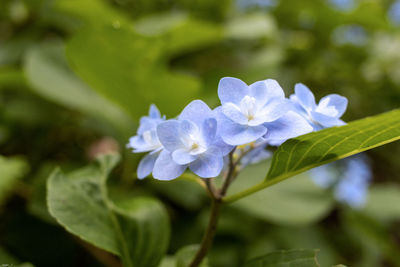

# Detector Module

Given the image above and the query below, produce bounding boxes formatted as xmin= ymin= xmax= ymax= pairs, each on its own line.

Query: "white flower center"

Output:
xmin=182 ymin=132 xmax=207 ymax=155
xmin=240 ymin=95 xmax=258 ymax=121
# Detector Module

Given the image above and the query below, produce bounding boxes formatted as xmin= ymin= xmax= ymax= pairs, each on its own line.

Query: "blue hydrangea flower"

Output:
xmin=152 ymin=100 xmax=233 ymax=180
xmin=127 ymin=104 xmax=166 ymax=179
xmin=289 ymin=83 xmax=348 ymax=130
xmin=216 ymin=77 xmax=312 ymax=146
xmin=263 ymin=110 xmax=315 ymax=146
xmin=311 ymin=154 xmax=372 ymax=209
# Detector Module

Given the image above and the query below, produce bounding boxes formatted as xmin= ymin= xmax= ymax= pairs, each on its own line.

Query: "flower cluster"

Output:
xmin=128 ymin=77 xmax=348 ymax=180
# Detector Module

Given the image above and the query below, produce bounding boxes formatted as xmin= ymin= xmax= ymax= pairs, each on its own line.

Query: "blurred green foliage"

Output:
xmin=1 ymin=0 xmax=400 ymax=266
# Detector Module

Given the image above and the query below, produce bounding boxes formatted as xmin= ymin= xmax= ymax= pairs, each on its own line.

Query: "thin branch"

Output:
xmin=218 ymin=149 xmax=236 ymax=199
xmin=204 ymin=178 xmax=218 ymax=198
xmin=189 ymin=145 xmax=261 ymax=266
xmin=189 ymin=198 xmax=221 ymax=267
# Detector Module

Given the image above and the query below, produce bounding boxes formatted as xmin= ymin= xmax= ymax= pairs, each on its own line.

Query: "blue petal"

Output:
xmin=180 ymin=120 xmax=198 ymax=137
xmin=248 ymin=81 xmax=269 ymax=107
xmin=319 ymin=94 xmax=348 ymax=118
xmin=218 ymin=77 xmax=249 ymax=105
xmin=201 ymin=118 xmax=217 ymax=147
xmin=294 ymin=83 xmax=316 ymax=110
xmin=311 ymin=111 xmax=346 ymax=128
xmin=179 ymin=100 xmax=213 ymax=126
xmin=221 ymin=103 xmax=248 ymax=124
xmin=336 ymin=119 xmax=346 ymax=126
xmin=157 ymin=120 xmax=184 ymax=151
xmin=264 ymin=79 xmax=285 ymax=99
xmin=264 ymin=111 xmax=313 ymax=145
xmin=128 ymin=136 xmax=152 ymax=153
xmin=137 ymin=151 xmax=159 ymax=179
xmin=289 ymin=94 xmax=309 ymax=117
xmin=152 ymin=150 xmax=187 ymax=180
xmin=189 ymin=148 xmax=224 ymax=178
xmin=172 ymin=148 xmax=198 ymax=165
xmin=220 ymin=115 xmax=268 ymax=145
xmin=149 ymin=104 xmax=161 ymax=118
xmin=250 ymin=98 xmax=289 ymax=125
xmin=137 ymin=117 xmax=158 ymax=135
xmin=128 ymin=136 xmax=144 ymax=149
xmin=213 ymin=107 xmax=236 ymax=155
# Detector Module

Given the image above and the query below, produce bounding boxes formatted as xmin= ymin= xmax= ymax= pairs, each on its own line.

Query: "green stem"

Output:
xmin=189 ymin=198 xmax=222 ymax=267
xmin=189 ymin=145 xmax=267 ymax=266
xmin=219 ymin=150 xmax=236 ymax=198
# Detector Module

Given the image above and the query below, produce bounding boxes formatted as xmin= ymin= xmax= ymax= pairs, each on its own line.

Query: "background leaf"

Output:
xmin=135 ymin=13 xmax=223 ymax=56
xmin=0 ymin=155 xmax=29 ymax=206
xmin=47 ymin=154 xmax=170 ymax=267
xmin=245 ymin=249 xmax=320 ymax=267
xmin=24 ymin=41 xmax=134 ymax=139
xmin=362 ymin=184 xmax=400 ymax=222
xmin=66 ymin=26 xmax=201 ymax=118
xmin=230 ymin=163 xmax=334 ymax=226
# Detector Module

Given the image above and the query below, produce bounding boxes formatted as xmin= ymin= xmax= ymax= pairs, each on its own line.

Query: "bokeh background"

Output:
xmin=1 ymin=0 xmax=400 ymax=266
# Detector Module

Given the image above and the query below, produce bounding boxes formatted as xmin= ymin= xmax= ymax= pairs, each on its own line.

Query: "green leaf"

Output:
xmin=230 ymin=163 xmax=333 ymax=226
xmin=225 ymin=109 xmax=400 ymax=203
xmin=66 ymin=26 xmax=201 ymax=118
xmin=245 ymin=249 xmax=320 ymax=267
xmin=176 ymin=245 xmax=209 ymax=267
xmin=47 ymin=154 xmax=170 ymax=267
xmin=24 ymin=41 xmax=134 ymax=138
xmin=0 ymin=155 xmax=29 ymax=206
